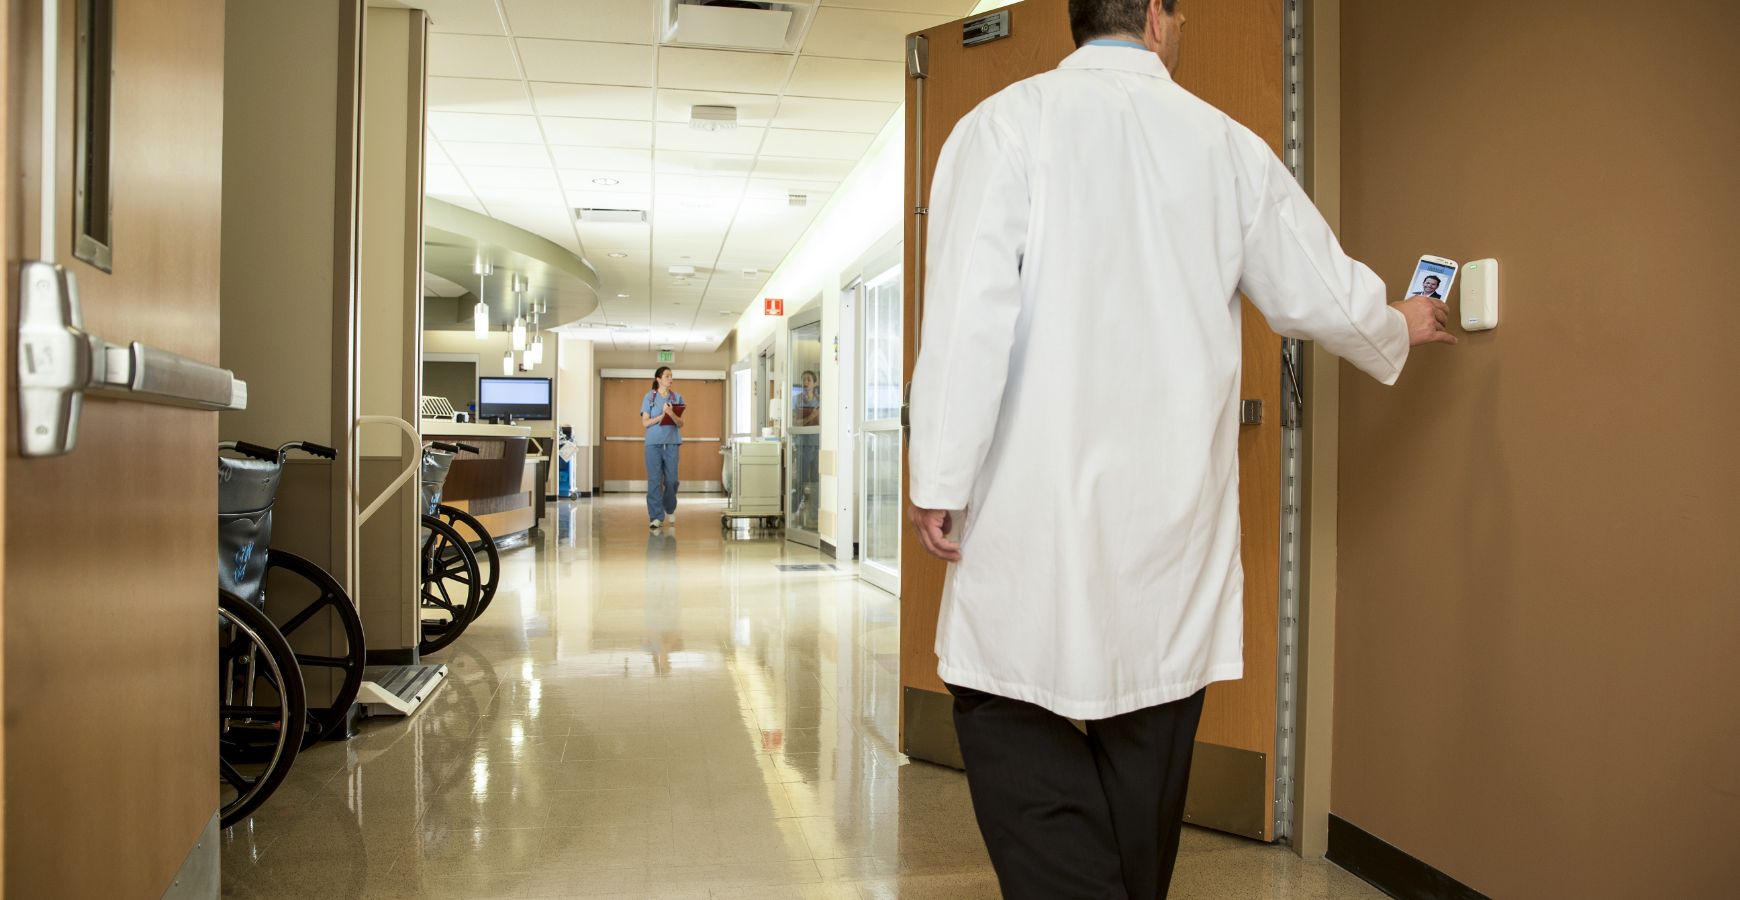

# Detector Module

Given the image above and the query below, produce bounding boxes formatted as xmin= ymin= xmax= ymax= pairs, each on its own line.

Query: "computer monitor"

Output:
xmin=477 ymin=377 xmax=551 ymax=421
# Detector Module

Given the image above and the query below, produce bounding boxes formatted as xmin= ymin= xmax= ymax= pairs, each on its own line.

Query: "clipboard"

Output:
xmin=659 ymin=403 xmax=685 ymax=426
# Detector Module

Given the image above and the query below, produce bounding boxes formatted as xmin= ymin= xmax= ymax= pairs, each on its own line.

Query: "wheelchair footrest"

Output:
xmin=357 ymin=664 xmax=448 ymax=717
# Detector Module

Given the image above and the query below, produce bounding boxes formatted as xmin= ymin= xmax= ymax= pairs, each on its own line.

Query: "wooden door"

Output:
xmin=899 ymin=0 xmax=1287 ymax=841
xmin=601 ymin=377 xmax=724 ymax=490
xmin=6 ymin=0 xmax=228 ymax=896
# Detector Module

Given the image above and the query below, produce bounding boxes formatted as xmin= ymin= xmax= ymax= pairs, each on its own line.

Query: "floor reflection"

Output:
xmin=220 ymin=495 xmax=1383 ymax=900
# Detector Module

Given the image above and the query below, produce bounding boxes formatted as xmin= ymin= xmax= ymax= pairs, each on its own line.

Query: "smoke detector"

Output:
xmin=690 ymin=105 xmax=738 ymax=132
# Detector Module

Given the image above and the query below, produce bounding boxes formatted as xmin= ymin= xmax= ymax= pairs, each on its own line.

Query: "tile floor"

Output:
xmin=220 ymin=495 xmax=1386 ymax=900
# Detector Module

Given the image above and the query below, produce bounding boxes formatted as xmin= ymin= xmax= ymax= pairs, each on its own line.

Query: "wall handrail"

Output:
xmin=356 ymin=415 xmax=420 ymax=525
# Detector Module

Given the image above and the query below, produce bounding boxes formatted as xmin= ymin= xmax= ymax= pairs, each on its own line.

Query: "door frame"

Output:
xmin=783 ymin=306 xmax=823 ymax=549
xmin=856 ymin=254 xmax=902 ymax=596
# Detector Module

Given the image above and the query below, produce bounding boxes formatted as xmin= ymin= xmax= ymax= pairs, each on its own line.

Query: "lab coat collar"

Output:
xmin=1058 ymin=44 xmax=1174 ymax=81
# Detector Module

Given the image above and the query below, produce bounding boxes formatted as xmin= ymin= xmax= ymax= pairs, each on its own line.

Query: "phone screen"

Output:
xmin=1407 ymin=258 xmax=1458 ymax=300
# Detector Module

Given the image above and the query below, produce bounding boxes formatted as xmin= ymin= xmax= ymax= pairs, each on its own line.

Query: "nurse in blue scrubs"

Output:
xmin=640 ymin=366 xmax=685 ymax=528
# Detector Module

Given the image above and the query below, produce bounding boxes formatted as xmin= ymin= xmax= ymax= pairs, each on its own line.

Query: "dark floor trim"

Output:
xmin=366 ymin=648 xmax=419 ymax=666
xmin=1327 ymin=814 xmax=1491 ymax=900
xmin=820 ymin=539 xmax=836 ymax=558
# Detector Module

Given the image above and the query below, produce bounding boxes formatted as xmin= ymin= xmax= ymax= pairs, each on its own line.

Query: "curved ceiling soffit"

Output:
xmin=423 ymin=198 xmax=601 ymax=331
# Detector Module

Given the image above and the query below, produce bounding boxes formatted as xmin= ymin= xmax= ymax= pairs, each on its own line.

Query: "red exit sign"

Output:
xmin=764 ymin=297 xmax=784 ymax=317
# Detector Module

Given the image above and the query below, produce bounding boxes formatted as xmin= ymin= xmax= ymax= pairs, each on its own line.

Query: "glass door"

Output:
xmin=786 ymin=309 xmax=824 ymax=548
xmin=857 ymin=265 xmax=902 ymax=594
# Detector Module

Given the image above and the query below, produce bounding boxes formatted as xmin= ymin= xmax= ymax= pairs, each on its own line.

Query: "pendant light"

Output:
xmin=510 ymin=284 xmax=527 ymax=351
xmin=473 ymin=259 xmax=493 ymax=339
xmin=501 ymin=350 xmax=513 ymax=375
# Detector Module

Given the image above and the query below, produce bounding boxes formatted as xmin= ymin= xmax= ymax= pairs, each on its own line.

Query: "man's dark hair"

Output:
xmin=1069 ymin=0 xmax=1176 ymax=47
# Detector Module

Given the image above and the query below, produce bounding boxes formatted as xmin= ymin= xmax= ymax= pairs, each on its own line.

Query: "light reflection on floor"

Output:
xmin=219 ymin=495 xmax=1384 ymax=900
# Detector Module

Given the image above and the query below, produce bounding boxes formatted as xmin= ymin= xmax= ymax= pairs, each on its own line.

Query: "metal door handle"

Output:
xmin=17 ymin=261 xmax=246 ymax=457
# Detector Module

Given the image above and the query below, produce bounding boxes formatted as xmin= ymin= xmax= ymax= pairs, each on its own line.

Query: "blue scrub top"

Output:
xmin=642 ymin=390 xmax=685 ymax=445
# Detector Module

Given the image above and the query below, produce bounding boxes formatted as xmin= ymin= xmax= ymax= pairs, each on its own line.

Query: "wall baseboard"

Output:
xmin=366 ymin=648 xmax=419 ymax=666
xmin=1327 ymin=815 xmax=1491 ymax=900
xmin=820 ymin=539 xmax=836 ymax=557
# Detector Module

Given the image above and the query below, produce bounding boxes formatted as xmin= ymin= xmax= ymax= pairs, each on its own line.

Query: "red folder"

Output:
xmin=660 ymin=403 xmax=685 ymax=426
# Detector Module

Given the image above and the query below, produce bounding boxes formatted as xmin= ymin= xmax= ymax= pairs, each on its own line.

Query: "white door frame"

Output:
xmin=785 ymin=307 xmax=824 ymax=549
xmin=836 ymin=279 xmax=859 ymax=560
xmin=857 ymin=257 xmax=903 ymax=596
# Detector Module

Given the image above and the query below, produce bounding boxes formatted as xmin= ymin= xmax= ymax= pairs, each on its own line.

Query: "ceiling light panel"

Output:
xmin=427 ymin=77 xmax=536 ymax=115
xmin=429 ymin=112 xmax=545 ymax=144
xmin=802 ymin=7 xmax=956 ymax=61
xmin=427 ymin=34 xmax=520 ymax=78
xmin=539 ymin=117 xmax=655 ymax=149
xmin=516 ymin=39 xmax=656 ymax=87
xmin=501 ymin=0 xmax=659 ymax=43
xmin=760 ymin=128 xmax=876 ymax=160
xmin=656 ymin=47 xmax=791 ymax=95
xmin=565 ymin=191 xmax=654 ymax=213
xmin=784 ymin=56 xmax=905 ymax=102
xmin=530 ymin=83 xmax=656 ymax=120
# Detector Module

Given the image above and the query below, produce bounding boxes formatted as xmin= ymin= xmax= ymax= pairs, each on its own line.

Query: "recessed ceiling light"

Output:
xmin=608 ymin=252 xmax=627 ymax=258
xmin=617 ymin=293 xmax=630 ymax=298
xmin=593 ymin=178 xmax=620 ymax=185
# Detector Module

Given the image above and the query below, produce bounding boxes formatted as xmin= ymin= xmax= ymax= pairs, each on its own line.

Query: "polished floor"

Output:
xmin=221 ymin=495 xmax=1386 ymax=900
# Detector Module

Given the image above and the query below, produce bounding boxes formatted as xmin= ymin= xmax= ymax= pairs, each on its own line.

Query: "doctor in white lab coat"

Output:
xmin=906 ymin=1 xmax=1456 ymax=897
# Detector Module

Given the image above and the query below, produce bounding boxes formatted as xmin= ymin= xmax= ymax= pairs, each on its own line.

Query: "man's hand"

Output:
xmin=908 ymin=505 xmax=961 ymax=562
xmin=1393 ymin=295 xmax=1458 ymax=346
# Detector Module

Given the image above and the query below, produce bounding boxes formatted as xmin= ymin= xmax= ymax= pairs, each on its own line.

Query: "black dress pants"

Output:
xmin=947 ymin=683 xmax=1206 ymax=900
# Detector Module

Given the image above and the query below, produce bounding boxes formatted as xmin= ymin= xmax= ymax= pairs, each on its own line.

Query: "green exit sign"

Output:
xmin=658 ymin=350 xmax=673 ymax=363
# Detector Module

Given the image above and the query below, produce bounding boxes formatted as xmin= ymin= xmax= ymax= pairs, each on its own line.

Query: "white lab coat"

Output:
xmin=908 ymin=45 xmax=1408 ymax=720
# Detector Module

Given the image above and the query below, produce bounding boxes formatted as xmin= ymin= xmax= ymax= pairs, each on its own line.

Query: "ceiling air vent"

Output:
xmin=575 ymin=208 xmax=647 ymax=223
xmin=666 ymin=0 xmax=795 ymax=51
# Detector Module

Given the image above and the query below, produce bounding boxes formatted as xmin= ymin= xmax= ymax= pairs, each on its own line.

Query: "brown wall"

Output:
xmin=1333 ymin=2 xmax=1740 ymax=897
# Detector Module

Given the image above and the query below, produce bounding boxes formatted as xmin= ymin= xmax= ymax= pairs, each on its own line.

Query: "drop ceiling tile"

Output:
xmin=566 ymin=190 xmax=652 ymax=211
xmin=429 ymin=190 xmax=485 ymax=209
xmin=802 ymin=7 xmax=954 ymax=61
xmin=746 ymin=177 xmax=839 ymax=199
xmin=655 ymin=89 xmax=779 ymax=126
xmin=656 ymin=46 xmax=792 ymax=94
xmin=471 ymin=186 xmax=569 ymax=207
xmin=558 ymin=170 xmax=654 ymax=193
xmin=752 ymin=155 xmax=857 ymax=181
xmin=760 ymin=128 xmax=875 ymax=160
xmin=502 ymin=0 xmax=659 ymax=44
xmin=771 ymin=96 xmax=898 ymax=133
xmin=785 ymin=56 xmax=904 ymax=102
xmin=549 ymin=145 xmax=653 ymax=171
xmin=428 ymin=77 xmax=536 ymax=115
xmin=429 ymin=111 xmax=546 ymax=143
xmin=737 ymin=196 xmax=825 ymax=217
xmin=653 ymin=174 xmax=748 ymax=197
xmin=517 ymin=39 xmax=655 ymax=87
xmin=532 ymin=82 xmax=655 ymax=120
xmin=540 ymin=117 xmax=654 ymax=149
xmin=425 ymin=164 xmax=470 ymax=192
xmin=653 ymin=121 xmax=768 ymax=155
xmin=652 ymin=238 xmax=727 ymax=258
xmin=654 ymin=150 xmax=757 ymax=177
xmin=428 ymin=34 xmax=521 ymax=79
xmin=457 ymin=165 xmax=561 ymax=190
xmin=439 ymin=141 xmax=554 ymax=167
xmin=422 ymin=0 xmax=507 ymax=36
xmin=576 ymin=222 xmax=651 ymax=247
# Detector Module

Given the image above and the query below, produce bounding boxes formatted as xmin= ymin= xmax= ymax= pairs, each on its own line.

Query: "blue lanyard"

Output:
xmin=1086 ymin=39 xmax=1149 ymax=51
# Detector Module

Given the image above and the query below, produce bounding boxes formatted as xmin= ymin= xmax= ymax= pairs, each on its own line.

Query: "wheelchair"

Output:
xmin=417 ymin=441 xmax=501 ymax=655
xmin=217 ymin=440 xmax=367 ymax=827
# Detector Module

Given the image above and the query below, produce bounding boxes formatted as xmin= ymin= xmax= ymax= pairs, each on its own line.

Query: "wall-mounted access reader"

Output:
xmin=1460 ymin=258 xmax=1499 ymax=331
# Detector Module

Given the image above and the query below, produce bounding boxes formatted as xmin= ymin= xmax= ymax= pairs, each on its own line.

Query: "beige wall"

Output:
xmin=557 ymin=338 xmax=595 ymax=493
xmin=219 ymin=0 xmax=363 ymax=592
xmin=1333 ymin=2 xmax=1740 ymax=897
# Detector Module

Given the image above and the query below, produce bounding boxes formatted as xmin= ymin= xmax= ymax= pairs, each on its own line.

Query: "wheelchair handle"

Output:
xmin=229 ymin=440 xmax=278 ymax=462
xmin=282 ymin=440 xmax=337 ymax=460
xmin=455 ymin=442 xmax=480 ymax=454
xmin=427 ymin=441 xmax=460 ymax=454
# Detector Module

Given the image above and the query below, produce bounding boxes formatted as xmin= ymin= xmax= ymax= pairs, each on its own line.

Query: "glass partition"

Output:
xmin=787 ymin=316 xmax=823 ymax=547
xmin=857 ymin=266 xmax=902 ymax=593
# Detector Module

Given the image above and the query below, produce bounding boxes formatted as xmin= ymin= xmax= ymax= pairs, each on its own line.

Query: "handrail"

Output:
xmin=356 ymin=415 xmax=420 ymax=525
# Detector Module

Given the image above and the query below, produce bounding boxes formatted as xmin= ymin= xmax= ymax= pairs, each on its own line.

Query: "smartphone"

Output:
xmin=1405 ymin=255 xmax=1459 ymax=301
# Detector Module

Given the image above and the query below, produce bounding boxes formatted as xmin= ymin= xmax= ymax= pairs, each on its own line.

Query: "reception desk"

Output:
xmin=422 ymin=420 xmax=538 ymax=539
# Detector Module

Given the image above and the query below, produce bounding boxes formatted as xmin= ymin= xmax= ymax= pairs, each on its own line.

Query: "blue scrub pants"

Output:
xmin=645 ymin=442 xmax=681 ymax=521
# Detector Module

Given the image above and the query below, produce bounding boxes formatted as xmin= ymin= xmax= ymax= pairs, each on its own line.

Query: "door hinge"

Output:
xmin=914 ymin=207 xmax=929 ymax=215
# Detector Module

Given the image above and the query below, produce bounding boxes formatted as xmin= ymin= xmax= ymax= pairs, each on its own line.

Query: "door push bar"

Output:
xmin=17 ymin=261 xmax=247 ymax=457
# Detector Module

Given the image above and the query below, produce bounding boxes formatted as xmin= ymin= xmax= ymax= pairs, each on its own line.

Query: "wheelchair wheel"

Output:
xmin=436 ymin=504 xmax=500 ymax=618
xmin=219 ymin=590 xmax=307 ymax=828
xmin=418 ymin=513 xmax=481 ymax=656
xmin=263 ymin=550 xmax=367 ymax=746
